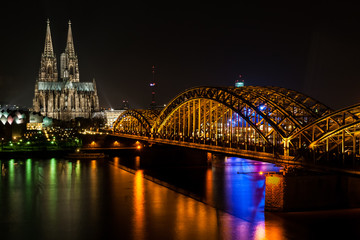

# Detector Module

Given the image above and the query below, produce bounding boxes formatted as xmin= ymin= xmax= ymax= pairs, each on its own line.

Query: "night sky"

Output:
xmin=1 ymin=1 xmax=360 ymax=110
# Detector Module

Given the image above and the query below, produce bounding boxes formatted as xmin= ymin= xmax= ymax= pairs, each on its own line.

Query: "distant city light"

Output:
xmin=235 ymin=81 xmax=244 ymax=88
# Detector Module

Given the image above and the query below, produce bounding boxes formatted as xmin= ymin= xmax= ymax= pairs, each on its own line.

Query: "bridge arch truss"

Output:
xmin=113 ymin=109 xmax=160 ymax=136
xmin=150 ymin=86 xmax=331 ymax=155
xmin=288 ymin=103 xmax=360 ymax=160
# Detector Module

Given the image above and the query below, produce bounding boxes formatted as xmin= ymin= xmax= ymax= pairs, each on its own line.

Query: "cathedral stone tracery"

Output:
xmin=32 ymin=19 xmax=99 ymax=121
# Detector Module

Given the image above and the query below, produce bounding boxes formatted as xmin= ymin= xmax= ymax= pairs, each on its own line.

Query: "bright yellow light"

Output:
xmin=137 ymin=145 xmax=141 ymax=150
xmin=267 ymin=175 xmax=281 ymax=185
xmin=91 ymin=160 xmax=97 ymax=169
xmin=259 ymin=171 xmax=263 ymax=175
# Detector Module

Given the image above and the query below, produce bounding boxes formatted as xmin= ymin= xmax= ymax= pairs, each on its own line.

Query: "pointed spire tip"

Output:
xmin=44 ymin=18 xmax=54 ymax=57
xmin=65 ymin=20 xmax=75 ymax=56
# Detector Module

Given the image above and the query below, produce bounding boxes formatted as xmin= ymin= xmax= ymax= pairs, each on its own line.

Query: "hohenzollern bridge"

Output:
xmin=112 ymin=86 xmax=360 ymax=164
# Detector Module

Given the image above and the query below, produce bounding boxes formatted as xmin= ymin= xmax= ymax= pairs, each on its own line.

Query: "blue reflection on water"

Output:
xmin=217 ymin=157 xmax=282 ymax=222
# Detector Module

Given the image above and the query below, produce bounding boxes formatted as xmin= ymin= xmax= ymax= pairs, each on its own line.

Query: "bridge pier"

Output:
xmin=265 ymin=170 xmax=360 ymax=211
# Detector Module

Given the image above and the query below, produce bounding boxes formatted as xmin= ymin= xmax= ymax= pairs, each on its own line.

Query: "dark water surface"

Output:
xmin=1 ymin=157 xmax=360 ymax=240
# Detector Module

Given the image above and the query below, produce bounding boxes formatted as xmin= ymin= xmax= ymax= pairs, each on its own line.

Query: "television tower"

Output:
xmin=150 ymin=65 xmax=157 ymax=109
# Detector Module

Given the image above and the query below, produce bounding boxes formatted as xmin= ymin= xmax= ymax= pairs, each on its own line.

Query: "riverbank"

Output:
xmin=0 ymin=149 xmax=73 ymax=158
xmin=0 ymin=147 xmax=140 ymax=159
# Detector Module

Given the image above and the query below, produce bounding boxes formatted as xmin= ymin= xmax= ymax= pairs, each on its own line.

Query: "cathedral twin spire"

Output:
xmin=34 ymin=19 xmax=100 ymax=121
xmin=33 ymin=20 xmax=99 ymax=121
xmin=44 ymin=19 xmax=75 ymax=57
xmin=41 ymin=19 xmax=79 ymax=82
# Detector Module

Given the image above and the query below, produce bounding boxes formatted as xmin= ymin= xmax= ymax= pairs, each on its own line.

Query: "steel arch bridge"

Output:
xmin=110 ymin=86 xmax=360 ymax=161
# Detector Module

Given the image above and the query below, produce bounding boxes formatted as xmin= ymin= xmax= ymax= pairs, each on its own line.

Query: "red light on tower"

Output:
xmin=235 ymin=74 xmax=245 ymax=87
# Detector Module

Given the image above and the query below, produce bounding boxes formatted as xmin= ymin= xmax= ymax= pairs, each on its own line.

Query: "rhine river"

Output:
xmin=1 ymin=154 xmax=360 ymax=240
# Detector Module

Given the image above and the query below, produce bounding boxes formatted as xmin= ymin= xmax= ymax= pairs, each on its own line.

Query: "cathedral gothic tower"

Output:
xmin=39 ymin=19 xmax=58 ymax=82
xmin=60 ymin=21 xmax=80 ymax=82
xmin=33 ymin=20 xmax=100 ymax=121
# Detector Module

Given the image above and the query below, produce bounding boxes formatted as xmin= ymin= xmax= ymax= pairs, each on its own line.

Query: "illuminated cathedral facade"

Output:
xmin=32 ymin=20 xmax=99 ymax=121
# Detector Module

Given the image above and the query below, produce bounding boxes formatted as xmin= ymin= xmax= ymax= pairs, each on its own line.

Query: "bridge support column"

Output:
xmin=265 ymin=171 xmax=360 ymax=211
xmin=265 ymin=173 xmax=285 ymax=211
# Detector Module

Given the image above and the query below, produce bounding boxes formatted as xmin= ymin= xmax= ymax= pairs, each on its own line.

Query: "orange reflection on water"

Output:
xmin=174 ymin=195 xmax=186 ymax=238
xmin=89 ymin=159 xmax=99 ymax=221
xmin=113 ymin=157 xmax=119 ymax=166
xmin=205 ymin=168 xmax=213 ymax=204
xmin=264 ymin=220 xmax=285 ymax=240
xmin=174 ymin=194 xmax=218 ymax=239
xmin=91 ymin=160 xmax=97 ymax=169
xmin=185 ymin=198 xmax=196 ymax=220
xmin=195 ymin=198 xmax=214 ymax=237
xmin=135 ymin=156 xmax=140 ymax=170
xmin=133 ymin=170 xmax=145 ymax=240
xmin=150 ymin=185 xmax=163 ymax=218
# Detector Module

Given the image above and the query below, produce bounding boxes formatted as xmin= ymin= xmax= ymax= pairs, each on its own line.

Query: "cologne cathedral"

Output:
xmin=32 ymin=20 xmax=99 ymax=121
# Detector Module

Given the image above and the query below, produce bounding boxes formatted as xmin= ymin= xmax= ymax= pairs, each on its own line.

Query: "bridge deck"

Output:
xmin=110 ymin=133 xmax=296 ymax=165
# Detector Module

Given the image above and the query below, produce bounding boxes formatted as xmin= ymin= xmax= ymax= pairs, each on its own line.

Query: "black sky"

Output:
xmin=1 ymin=1 xmax=360 ymax=110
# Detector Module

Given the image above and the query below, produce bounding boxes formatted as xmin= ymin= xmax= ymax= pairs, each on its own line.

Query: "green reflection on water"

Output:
xmin=8 ymin=159 xmax=14 ymax=187
xmin=26 ymin=158 xmax=32 ymax=185
xmin=48 ymin=158 xmax=57 ymax=222
xmin=25 ymin=159 xmax=33 ymax=218
xmin=50 ymin=158 xmax=56 ymax=184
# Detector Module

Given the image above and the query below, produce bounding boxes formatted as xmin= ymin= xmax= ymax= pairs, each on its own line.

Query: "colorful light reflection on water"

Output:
xmin=221 ymin=157 xmax=282 ymax=221
xmin=0 ymin=157 xmax=286 ymax=240
xmin=5 ymin=156 xmax=359 ymax=239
